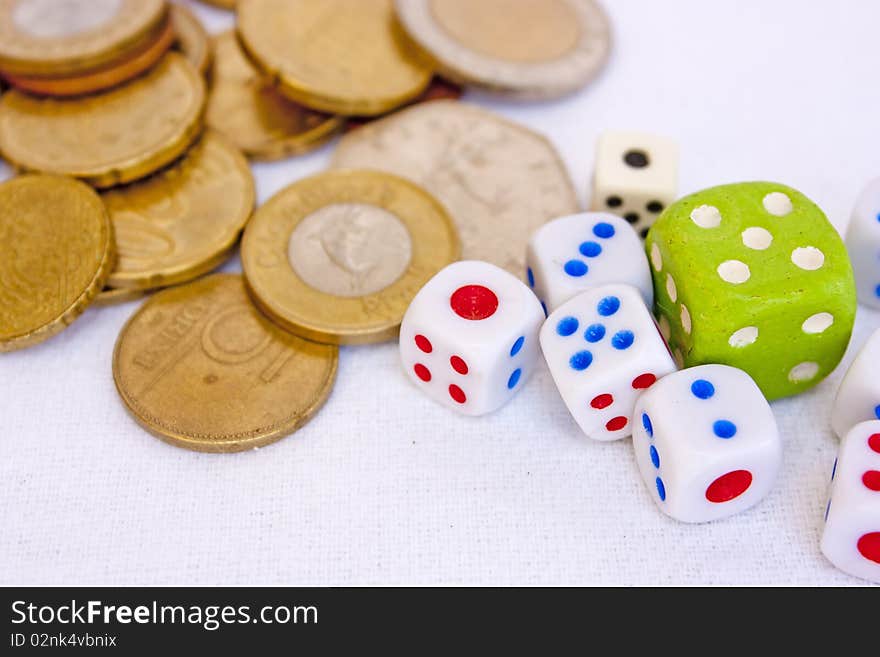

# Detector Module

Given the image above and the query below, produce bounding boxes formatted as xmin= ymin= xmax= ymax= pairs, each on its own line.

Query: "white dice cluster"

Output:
xmin=397 ymin=142 xmax=880 ymax=582
xmin=400 ymin=215 xmax=783 ymax=526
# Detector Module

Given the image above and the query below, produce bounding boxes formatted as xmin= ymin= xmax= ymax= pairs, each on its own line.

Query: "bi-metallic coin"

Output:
xmin=241 ymin=169 xmax=460 ymax=345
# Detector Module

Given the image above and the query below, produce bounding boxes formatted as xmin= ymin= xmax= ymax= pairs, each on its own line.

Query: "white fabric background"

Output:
xmin=1 ymin=0 xmax=879 ymax=586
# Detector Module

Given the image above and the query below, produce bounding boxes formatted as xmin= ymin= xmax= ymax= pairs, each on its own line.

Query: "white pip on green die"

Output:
xmin=539 ymin=284 xmax=675 ymax=442
xmin=820 ymin=420 xmax=880 ymax=583
xmin=590 ymin=131 xmax=678 ymax=239
xmin=846 ymin=178 xmax=880 ymax=310
xmin=831 ymin=329 xmax=880 ymax=439
xmin=399 ymin=260 xmax=544 ymax=416
xmin=525 ymin=212 xmax=653 ymax=315
xmin=632 ymin=364 xmax=782 ymax=523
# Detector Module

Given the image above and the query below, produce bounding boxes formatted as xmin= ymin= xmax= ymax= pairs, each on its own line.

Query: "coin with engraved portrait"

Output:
xmin=0 ymin=175 xmax=114 ymax=352
xmin=205 ymin=31 xmax=342 ymax=161
xmin=101 ymin=131 xmax=254 ymax=291
xmin=0 ymin=53 xmax=205 ymax=188
xmin=394 ymin=0 xmax=611 ymax=98
xmin=287 ymin=203 xmax=413 ymax=298
xmin=0 ymin=0 xmax=167 ymax=77
xmin=113 ymin=274 xmax=338 ymax=452
xmin=241 ymin=169 xmax=460 ymax=345
xmin=332 ymin=100 xmax=578 ymax=276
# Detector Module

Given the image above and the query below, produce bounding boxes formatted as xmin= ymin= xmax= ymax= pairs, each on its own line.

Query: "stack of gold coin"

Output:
xmin=0 ymin=3 xmax=256 ymax=305
xmin=0 ymin=53 xmax=206 ymax=187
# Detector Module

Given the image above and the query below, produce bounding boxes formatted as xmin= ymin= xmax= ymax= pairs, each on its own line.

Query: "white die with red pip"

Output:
xmin=821 ymin=420 xmax=880 ymax=583
xmin=539 ymin=283 xmax=676 ymax=441
xmin=400 ymin=260 xmax=544 ymax=416
xmin=525 ymin=212 xmax=653 ymax=315
xmin=632 ymin=365 xmax=782 ymax=523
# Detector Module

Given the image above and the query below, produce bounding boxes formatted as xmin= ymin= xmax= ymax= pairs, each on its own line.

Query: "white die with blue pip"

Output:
xmin=831 ymin=328 xmax=880 ymax=440
xmin=821 ymin=420 xmax=880 ymax=583
xmin=846 ymin=179 xmax=880 ymax=310
xmin=399 ymin=260 xmax=544 ymax=416
xmin=525 ymin=212 xmax=653 ymax=315
xmin=539 ymin=283 xmax=676 ymax=441
xmin=632 ymin=365 xmax=782 ymax=523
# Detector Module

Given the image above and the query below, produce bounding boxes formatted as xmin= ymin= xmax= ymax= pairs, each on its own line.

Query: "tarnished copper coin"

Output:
xmin=0 ymin=175 xmax=114 ymax=352
xmin=101 ymin=131 xmax=254 ymax=291
xmin=241 ymin=169 xmax=460 ymax=345
xmin=205 ymin=31 xmax=342 ymax=161
xmin=113 ymin=274 xmax=338 ymax=452
xmin=0 ymin=0 xmax=167 ymax=77
xmin=237 ymin=0 xmax=433 ymax=116
xmin=0 ymin=53 xmax=206 ymax=188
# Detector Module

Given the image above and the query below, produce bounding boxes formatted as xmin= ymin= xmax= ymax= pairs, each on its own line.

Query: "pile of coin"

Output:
xmin=0 ymin=0 xmax=611 ymax=451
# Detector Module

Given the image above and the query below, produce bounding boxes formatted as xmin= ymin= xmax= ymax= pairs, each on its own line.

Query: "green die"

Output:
xmin=646 ymin=182 xmax=856 ymax=401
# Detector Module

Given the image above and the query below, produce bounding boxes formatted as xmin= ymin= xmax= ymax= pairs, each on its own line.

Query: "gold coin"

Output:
xmin=101 ymin=131 xmax=254 ymax=291
xmin=171 ymin=3 xmax=210 ymax=75
xmin=0 ymin=174 xmax=114 ymax=352
xmin=113 ymin=273 xmax=338 ymax=453
xmin=394 ymin=0 xmax=611 ymax=99
xmin=94 ymin=286 xmax=151 ymax=307
xmin=0 ymin=53 xmax=206 ymax=188
xmin=332 ymin=100 xmax=578 ymax=275
xmin=2 ymin=16 xmax=176 ymax=97
xmin=241 ymin=169 xmax=460 ymax=345
xmin=237 ymin=0 xmax=433 ymax=116
xmin=205 ymin=31 xmax=343 ymax=161
xmin=0 ymin=0 xmax=167 ymax=77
